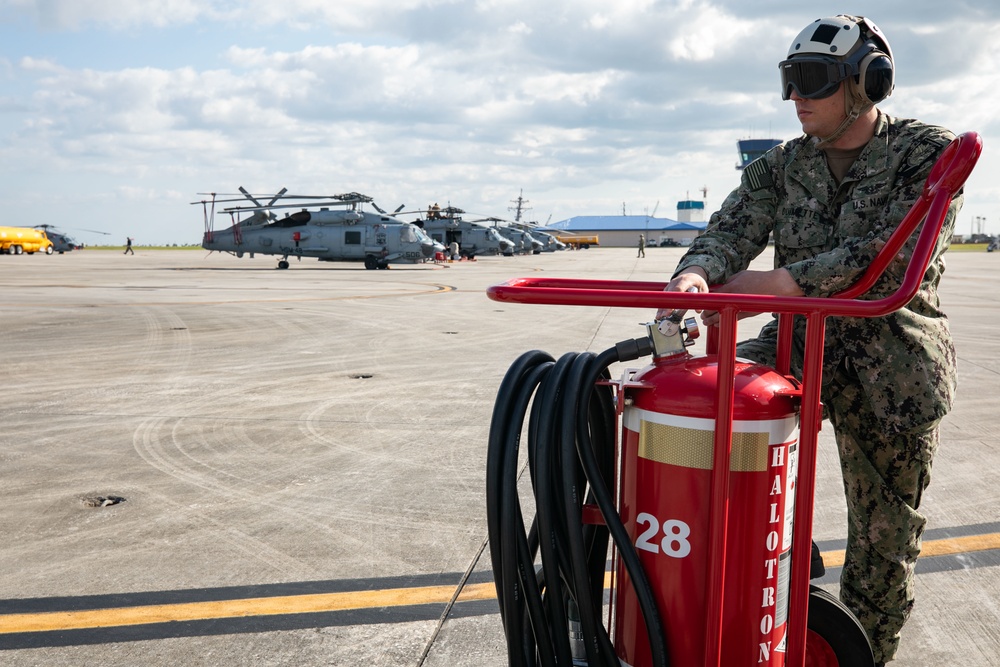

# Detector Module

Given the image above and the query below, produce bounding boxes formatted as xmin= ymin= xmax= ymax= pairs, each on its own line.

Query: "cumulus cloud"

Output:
xmin=0 ymin=0 xmax=997 ymax=242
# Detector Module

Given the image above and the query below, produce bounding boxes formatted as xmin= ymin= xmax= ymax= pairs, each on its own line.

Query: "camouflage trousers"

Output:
xmin=737 ymin=339 xmax=938 ymax=664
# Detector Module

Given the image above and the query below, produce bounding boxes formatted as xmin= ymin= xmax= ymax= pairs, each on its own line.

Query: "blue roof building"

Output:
xmin=549 ymin=200 xmax=708 ymax=247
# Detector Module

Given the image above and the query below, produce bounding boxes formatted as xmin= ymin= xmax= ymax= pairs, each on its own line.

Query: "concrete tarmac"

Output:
xmin=0 ymin=247 xmax=997 ymax=666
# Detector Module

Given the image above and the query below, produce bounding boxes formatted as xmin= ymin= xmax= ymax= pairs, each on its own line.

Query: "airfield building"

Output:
xmin=549 ymin=200 xmax=708 ymax=248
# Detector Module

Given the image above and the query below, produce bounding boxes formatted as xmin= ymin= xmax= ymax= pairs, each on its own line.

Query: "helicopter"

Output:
xmin=480 ymin=218 xmax=544 ymax=255
xmin=33 ymin=224 xmax=104 ymax=253
xmin=195 ymin=188 xmax=444 ymax=270
xmin=407 ymin=205 xmax=514 ymax=258
xmin=511 ymin=224 xmax=565 ymax=252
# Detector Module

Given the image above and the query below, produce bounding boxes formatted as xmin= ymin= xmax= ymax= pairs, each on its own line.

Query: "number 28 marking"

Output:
xmin=635 ymin=512 xmax=692 ymax=558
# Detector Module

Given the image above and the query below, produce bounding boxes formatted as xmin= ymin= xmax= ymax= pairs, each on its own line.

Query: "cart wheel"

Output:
xmin=805 ymin=585 xmax=875 ymax=667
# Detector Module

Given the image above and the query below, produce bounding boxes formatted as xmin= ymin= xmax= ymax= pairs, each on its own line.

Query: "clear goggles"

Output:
xmin=779 ymin=56 xmax=857 ymax=100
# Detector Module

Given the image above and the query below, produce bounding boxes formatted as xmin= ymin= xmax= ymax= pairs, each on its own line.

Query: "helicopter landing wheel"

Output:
xmin=805 ymin=585 xmax=875 ymax=666
xmin=364 ymin=255 xmax=379 ymax=270
xmin=277 ymin=260 xmax=290 ymax=269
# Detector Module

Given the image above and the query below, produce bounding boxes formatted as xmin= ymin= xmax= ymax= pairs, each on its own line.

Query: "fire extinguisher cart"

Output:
xmin=486 ymin=132 xmax=981 ymax=667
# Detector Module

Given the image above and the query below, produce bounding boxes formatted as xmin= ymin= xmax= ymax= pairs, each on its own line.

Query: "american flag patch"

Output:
xmin=744 ymin=156 xmax=773 ymax=192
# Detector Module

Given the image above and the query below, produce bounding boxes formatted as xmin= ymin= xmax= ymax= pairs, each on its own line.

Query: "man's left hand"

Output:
xmin=700 ymin=268 xmax=804 ymax=326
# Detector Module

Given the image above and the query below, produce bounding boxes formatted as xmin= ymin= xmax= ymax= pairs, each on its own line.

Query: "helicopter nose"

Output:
xmin=423 ymin=240 xmax=445 ymax=257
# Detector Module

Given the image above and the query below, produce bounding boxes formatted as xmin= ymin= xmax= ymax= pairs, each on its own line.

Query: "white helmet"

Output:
xmin=779 ymin=15 xmax=894 ymax=143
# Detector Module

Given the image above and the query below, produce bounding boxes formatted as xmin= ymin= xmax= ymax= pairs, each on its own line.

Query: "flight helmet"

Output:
xmin=779 ymin=15 xmax=894 ymax=144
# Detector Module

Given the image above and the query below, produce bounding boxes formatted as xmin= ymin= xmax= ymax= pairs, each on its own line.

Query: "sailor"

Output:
xmin=662 ymin=16 xmax=961 ymax=665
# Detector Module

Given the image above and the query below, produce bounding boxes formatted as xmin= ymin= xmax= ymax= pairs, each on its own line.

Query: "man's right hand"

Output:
xmin=656 ymin=268 xmax=709 ymax=320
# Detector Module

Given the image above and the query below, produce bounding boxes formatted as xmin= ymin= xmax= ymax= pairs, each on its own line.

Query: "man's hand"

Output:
xmin=656 ymin=268 xmax=710 ymax=320
xmin=699 ymin=268 xmax=804 ymax=326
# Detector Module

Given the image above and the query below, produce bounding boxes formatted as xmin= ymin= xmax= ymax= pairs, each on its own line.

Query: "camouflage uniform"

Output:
xmin=674 ymin=112 xmax=962 ymax=663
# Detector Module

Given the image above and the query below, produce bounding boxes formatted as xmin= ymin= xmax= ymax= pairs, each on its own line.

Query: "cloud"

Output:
xmin=10 ymin=0 xmax=206 ymax=30
xmin=0 ymin=0 xmax=998 ymax=243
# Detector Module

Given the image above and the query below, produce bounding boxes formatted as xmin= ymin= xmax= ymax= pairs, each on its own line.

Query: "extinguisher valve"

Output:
xmin=646 ymin=312 xmax=694 ymax=358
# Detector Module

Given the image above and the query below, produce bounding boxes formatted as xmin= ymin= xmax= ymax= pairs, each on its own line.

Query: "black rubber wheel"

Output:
xmin=364 ymin=255 xmax=378 ymax=270
xmin=277 ymin=260 xmax=290 ymax=270
xmin=806 ymin=585 xmax=875 ymax=666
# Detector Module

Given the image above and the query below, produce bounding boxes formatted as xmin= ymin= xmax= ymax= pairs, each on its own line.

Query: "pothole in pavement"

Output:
xmin=81 ymin=495 xmax=127 ymax=508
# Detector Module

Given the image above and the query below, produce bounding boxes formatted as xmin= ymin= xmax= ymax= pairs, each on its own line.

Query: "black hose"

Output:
xmin=486 ymin=338 xmax=670 ymax=667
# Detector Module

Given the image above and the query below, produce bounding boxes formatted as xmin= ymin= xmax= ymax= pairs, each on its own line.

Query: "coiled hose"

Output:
xmin=486 ymin=338 xmax=669 ymax=667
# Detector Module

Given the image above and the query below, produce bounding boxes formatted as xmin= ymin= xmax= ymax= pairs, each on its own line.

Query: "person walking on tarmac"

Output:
xmin=637 ymin=234 xmax=646 ymax=258
xmin=661 ymin=16 xmax=961 ymax=665
xmin=124 ymin=237 xmax=134 ymax=255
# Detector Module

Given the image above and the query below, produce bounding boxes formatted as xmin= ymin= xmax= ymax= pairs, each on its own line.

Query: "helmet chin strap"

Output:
xmin=816 ymin=81 xmax=872 ymax=148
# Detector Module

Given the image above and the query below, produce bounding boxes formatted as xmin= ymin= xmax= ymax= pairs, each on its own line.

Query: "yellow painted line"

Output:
xmin=819 ymin=531 xmax=1000 ymax=569
xmin=3 ymin=532 xmax=999 ymax=635
xmin=0 ymin=583 xmax=496 ymax=635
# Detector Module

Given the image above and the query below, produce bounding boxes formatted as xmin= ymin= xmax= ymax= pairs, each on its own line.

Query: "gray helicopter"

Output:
xmin=33 ymin=224 xmax=108 ymax=252
xmin=410 ymin=205 xmax=514 ymax=258
xmin=196 ymin=188 xmax=444 ymax=270
xmin=480 ymin=218 xmax=543 ymax=255
xmin=513 ymin=225 xmax=565 ymax=252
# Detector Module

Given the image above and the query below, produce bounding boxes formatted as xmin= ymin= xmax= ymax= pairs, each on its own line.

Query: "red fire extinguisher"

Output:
xmin=614 ymin=317 xmax=800 ymax=667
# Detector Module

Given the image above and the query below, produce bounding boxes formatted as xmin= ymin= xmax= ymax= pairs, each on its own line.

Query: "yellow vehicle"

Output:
xmin=0 ymin=227 xmax=54 ymax=255
xmin=554 ymin=233 xmax=599 ymax=249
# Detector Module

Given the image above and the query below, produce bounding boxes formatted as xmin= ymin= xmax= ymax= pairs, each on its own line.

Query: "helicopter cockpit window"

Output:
xmin=487 ymin=228 xmax=502 ymax=241
xmin=401 ymin=225 xmax=421 ymax=244
xmin=345 ymin=230 xmax=362 ymax=245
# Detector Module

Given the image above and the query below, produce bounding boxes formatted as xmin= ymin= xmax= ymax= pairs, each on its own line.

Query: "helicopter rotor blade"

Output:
xmin=221 ymin=200 xmax=364 ymax=213
xmin=265 ymin=187 xmax=288 ymax=208
xmin=239 ymin=186 xmax=264 ymax=208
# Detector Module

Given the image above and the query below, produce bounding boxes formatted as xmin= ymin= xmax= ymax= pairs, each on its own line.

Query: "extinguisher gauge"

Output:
xmin=683 ymin=317 xmax=700 ymax=340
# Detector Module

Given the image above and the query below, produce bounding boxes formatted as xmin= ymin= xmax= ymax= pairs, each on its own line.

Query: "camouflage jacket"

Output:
xmin=675 ymin=113 xmax=962 ymax=432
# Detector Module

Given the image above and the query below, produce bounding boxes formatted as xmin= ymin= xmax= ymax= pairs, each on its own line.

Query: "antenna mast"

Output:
xmin=509 ymin=189 xmax=531 ymax=222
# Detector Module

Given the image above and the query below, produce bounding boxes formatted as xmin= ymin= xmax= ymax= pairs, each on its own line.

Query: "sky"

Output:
xmin=1 ymin=0 xmax=998 ymax=246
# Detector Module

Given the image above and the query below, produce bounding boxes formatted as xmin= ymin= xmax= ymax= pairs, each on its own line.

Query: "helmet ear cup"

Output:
xmin=857 ymin=52 xmax=894 ymax=104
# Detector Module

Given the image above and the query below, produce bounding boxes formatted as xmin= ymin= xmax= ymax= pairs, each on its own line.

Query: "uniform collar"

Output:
xmin=785 ymin=110 xmax=891 ymax=191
